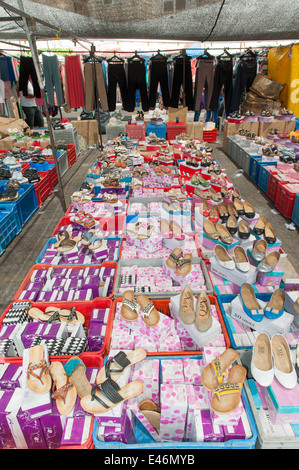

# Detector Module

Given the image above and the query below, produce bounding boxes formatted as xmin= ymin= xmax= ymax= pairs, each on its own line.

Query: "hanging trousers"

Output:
xmin=126 ymin=60 xmax=149 ymax=112
xmin=18 ymin=56 xmax=41 ymax=99
xmin=148 ymin=59 xmax=171 ymax=109
xmin=194 ymin=59 xmax=214 ymax=111
xmin=230 ymin=58 xmax=257 ymax=111
xmin=65 ymin=55 xmax=85 ymax=109
xmin=84 ymin=62 xmax=109 ymax=112
xmin=107 ymin=62 xmax=128 ymax=112
xmin=209 ymin=58 xmax=233 ymax=112
xmin=0 ymin=56 xmax=16 ymax=84
xmin=170 ymin=57 xmax=194 ymax=111
xmin=42 ymin=54 xmax=64 ymax=106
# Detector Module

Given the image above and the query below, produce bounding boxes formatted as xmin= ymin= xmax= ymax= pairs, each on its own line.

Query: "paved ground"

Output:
xmin=0 ymin=133 xmax=298 ymax=315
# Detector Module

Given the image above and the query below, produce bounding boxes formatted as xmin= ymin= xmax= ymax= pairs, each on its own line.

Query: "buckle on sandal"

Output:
xmin=142 ymin=301 xmax=154 ymax=318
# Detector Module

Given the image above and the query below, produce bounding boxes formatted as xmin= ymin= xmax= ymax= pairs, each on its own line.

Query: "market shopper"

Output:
xmin=19 ymin=80 xmax=44 ymax=128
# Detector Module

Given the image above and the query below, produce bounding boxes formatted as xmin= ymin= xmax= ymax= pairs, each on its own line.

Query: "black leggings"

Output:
xmin=170 ymin=57 xmax=194 ymax=111
xmin=107 ymin=62 xmax=128 ymax=112
xmin=209 ymin=59 xmax=233 ymax=112
xmin=126 ymin=60 xmax=149 ymax=112
xmin=148 ymin=59 xmax=171 ymax=109
xmin=18 ymin=56 xmax=41 ymax=99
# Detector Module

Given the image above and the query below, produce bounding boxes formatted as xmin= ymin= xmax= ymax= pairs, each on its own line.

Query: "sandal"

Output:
xmin=96 ymin=349 xmax=147 ymax=384
xmin=56 ymin=236 xmax=80 ymax=253
xmin=80 ymin=377 xmax=143 ymax=414
xmin=81 ymin=230 xmax=95 ymax=246
xmin=139 ymin=398 xmax=161 ymax=431
xmin=28 ymin=307 xmax=62 ymax=323
xmin=160 ymin=219 xmax=172 ymax=239
xmin=54 ymin=230 xmax=71 ymax=248
xmin=121 ymin=291 xmax=139 ymax=321
xmin=176 ymin=254 xmax=192 ymax=276
xmin=210 ymin=364 xmax=247 ymax=414
xmin=166 ymin=248 xmax=183 ymax=269
xmin=201 ymin=348 xmax=239 ymax=391
xmin=136 ymin=223 xmax=154 ymax=240
xmin=88 ymin=234 xmax=103 ymax=250
xmin=136 ymin=294 xmax=160 ymax=327
xmin=126 ymin=220 xmax=143 ymax=238
xmin=169 ymin=220 xmax=185 ymax=241
xmin=64 ymin=356 xmax=92 ymax=399
xmin=50 ymin=361 xmax=77 ymax=415
xmin=44 ymin=306 xmax=85 ymax=325
xmin=26 ymin=345 xmax=51 ymax=394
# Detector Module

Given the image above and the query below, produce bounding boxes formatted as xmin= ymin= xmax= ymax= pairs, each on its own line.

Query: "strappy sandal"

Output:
xmin=80 ymin=377 xmax=143 ymax=414
xmin=136 ymin=294 xmax=160 ymax=327
xmin=201 ymin=348 xmax=239 ymax=391
xmin=88 ymin=234 xmax=103 ymax=250
xmin=44 ymin=306 xmax=85 ymax=325
xmin=50 ymin=361 xmax=77 ymax=415
xmin=81 ymin=230 xmax=95 ymax=246
xmin=121 ymin=291 xmax=139 ymax=321
xmin=96 ymin=349 xmax=147 ymax=384
xmin=210 ymin=364 xmax=247 ymax=415
xmin=26 ymin=345 xmax=51 ymax=394
xmin=28 ymin=307 xmax=62 ymax=323
xmin=56 ymin=236 xmax=80 ymax=252
xmin=54 ymin=230 xmax=71 ymax=248
xmin=126 ymin=220 xmax=143 ymax=237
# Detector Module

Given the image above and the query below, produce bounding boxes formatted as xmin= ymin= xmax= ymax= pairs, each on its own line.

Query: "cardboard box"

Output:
xmin=72 ymin=120 xmax=99 ymax=145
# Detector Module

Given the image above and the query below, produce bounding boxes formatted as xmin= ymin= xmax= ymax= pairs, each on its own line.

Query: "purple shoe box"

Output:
xmin=87 ymin=322 xmax=106 ymax=351
xmin=195 ymin=409 xmax=224 ymax=442
xmin=90 ymin=308 xmax=110 ymax=324
xmin=0 ymin=364 xmax=22 ymax=391
xmin=60 ymin=415 xmax=93 ymax=447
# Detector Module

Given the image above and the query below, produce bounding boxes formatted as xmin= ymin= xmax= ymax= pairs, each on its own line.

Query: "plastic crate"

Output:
xmin=54 ymin=126 xmax=80 ymax=158
xmin=241 ymin=150 xmax=251 ymax=176
xmin=52 ymin=214 xmax=126 ymax=239
xmin=126 ymin=123 xmax=146 ymax=142
xmin=106 ymin=122 xmax=126 ymax=141
xmin=275 ymin=182 xmax=299 ymax=219
xmin=110 ymin=295 xmax=230 ymax=356
xmin=33 ymin=171 xmax=52 ymax=206
xmin=0 ymin=203 xmax=21 ymax=251
xmin=92 ymin=354 xmax=257 ymax=449
xmin=48 ymin=164 xmax=58 ymax=189
xmin=203 ymin=128 xmax=217 ymax=142
xmin=292 ymin=193 xmax=299 ymax=227
xmin=0 ymin=181 xmax=38 ymax=228
xmin=248 ymin=156 xmax=262 ymax=183
xmin=13 ymin=261 xmax=118 ymax=302
xmin=66 ymin=144 xmax=77 ymax=168
xmin=50 ymin=150 xmax=69 ymax=177
xmin=257 ymin=164 xmax=271 ymax=193
xmin=166 ymin=122 xmax=187 ymax=141
xmin=146 ymin=122 xmax=167 ymax=139
xmin=266 ymin=170 xmax=286 ymax=202
xmin=35 ymin=236 xmax=123 ymax=264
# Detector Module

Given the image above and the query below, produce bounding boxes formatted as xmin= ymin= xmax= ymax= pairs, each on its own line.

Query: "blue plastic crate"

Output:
xmin=35 ymin=236 xmax=123 ymax=264
xmin=295 ymin=118 xmax=299 ymax=131
xmin=146 ymin=122 xmax=167 ymax=139
xmin=0 ymin=181 xmax=38 ymax=227
xmin=292 ymin=193 xmax=299 ymax=227
xmin=217 ymin=293 xmax=273 ymax=350
xmin=257 ymin=164 xmax=271 ymax=193
xmin=0 ymin=203 xmax=21 ymax=251
xmin=92 ymin=354 xmax=257 ymax=449
xmin=248 ymin=156 xmax=262 ymax=183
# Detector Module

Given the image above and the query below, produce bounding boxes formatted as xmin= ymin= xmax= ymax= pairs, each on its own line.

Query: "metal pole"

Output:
xmin=17 ymin=1 xmax=67 ymax=213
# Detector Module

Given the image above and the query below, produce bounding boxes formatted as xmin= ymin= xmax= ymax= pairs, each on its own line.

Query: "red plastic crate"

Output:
xmin=275 ymin=182 xmax=299 ymax=219
xmin=48 ymin=164 xmax=58 ymax=189
xmin=166 ymin=122 xmax=187 ymax=141
xmin=203 ymin=128 xmax=217 ymax=142
xmin=126 ymin=123 xmax=146 ymax=141
xmin=266 ymin=170 xmax=289 ymax=202
xmin=111 ymin=295 xmax=230 ymax=356
xmin=52 ymin=214 xmax=126 ymax=237
xmin=33 ymin=171 xmax=52 ymax=206
xmin=14 ymin=262 xmax=118 ymax=301
xmin=67 ymin=144 xmax=77 ymax=167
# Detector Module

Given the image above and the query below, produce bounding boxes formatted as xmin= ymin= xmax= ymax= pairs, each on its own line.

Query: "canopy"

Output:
xmin=0 ymin=0 xmax=298 ymax=43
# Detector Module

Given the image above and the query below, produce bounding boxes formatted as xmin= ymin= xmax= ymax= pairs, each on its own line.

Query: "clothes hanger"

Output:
xmin=240 ymin=48 xmax=257 ymax=60
xmin=108 ymin=51 xmax=124 ymax=64
xmin=128 ymin=51 xmax=144 ymax=62
xmin=199 ymin=49 xmax=214 ymax=60
xmin=217 ymin=48 xmax=233 ymax=60
xmin=150 ymin=49 xmax=167 ymax=61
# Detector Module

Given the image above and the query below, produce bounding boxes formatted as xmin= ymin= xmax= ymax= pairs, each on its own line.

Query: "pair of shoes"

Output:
xmin=101 ymin=191 xmax=119 ymax=203
xmin=160 ymin=219 xmax=184 ymax=240
xmin=55 ymin=231 xmax=81 ymax=252
xmin=251 ymin=332 xmax=297 ymax=388
xmin=201 ymin=348 xmax=246 ymax=414
xmin=81 ymin=230 xmax=103 ymax=250
xmin=71 ymin=191 xmax=93 ymax=204
xmin=214 ymin=244 xmax=250 ymax=272
xmin=126 ymin=220 xmax=154 ymax=240
xmin=194 ymin=187 xmax=222 ymax=202
xmin=191 ymin=174 xmax=210 ymax=188
xmin=234 ymin=200 xmax=255 ymax=218
xmin=165 ymin=248 xmax=192 ymax=276
xmin=29 ymin=305 xmax=85 ymax=325
xmin=71 ymin=211 xmax=96 ymax=229
xmin=162 ymin=200 xmax=186 ymax=215
xmin=203 ymin=220 xmax=233 ymax=245
xmin=166 ymin=188 xmax=186 ymax=202
xmin=64 ymin=350 xmax=145 ymax=415
xmin=179 ymin=285 xmax=212 ymax=332
xmin=121 ymin=291 xmax=160 ymax=327
xmin=240 ymin=284 xmax=285 ymax=322
xmin=253 ymin=219 xmax=276 ymax=243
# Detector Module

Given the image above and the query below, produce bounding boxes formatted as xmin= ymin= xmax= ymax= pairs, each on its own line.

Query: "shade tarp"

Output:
xmin=0 ymin=0 xmax=298 ymax=42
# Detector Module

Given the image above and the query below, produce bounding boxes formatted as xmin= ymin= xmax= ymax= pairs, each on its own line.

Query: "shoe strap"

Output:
xmin=213 ymin=382 xmax=242 ymax=398
xmin=91 ymin=378 xmax=123 ymax=408
xmin=211 ymin=357 xmax=229 ymax=385
xmin=27 ymin=360 xmax=49 ymax=385
xmin=104 ymin=351 xmax=131 ymax=379
xmin=51 ymin=377 xmax=74 ymax=404
xmin=142 ymin=301 xmax=155 ymax=318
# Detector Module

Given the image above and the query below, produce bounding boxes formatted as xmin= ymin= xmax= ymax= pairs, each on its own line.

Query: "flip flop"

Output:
xmin=201 ymin=348 xmax=239 ymax=391
xmin=210 ymin=364 xmax=247 ymax=415
xmin=28 ymin=307 xmax=61 ymax=323
xmin=136 ymin=294 xmax=160 ymax=327
xmin=160 ymin=219 xmax=172 ymax=239
xmin=139 ymin=398 xmax=161 ymax=431
xmin=44 ymin=306 xmax=85 ymax=325
xmin=96 ymin=349 xmax=147 ymax=384
xmin=50 ymin=361 xmax=77 ymax=415
xmin=26 ymin=345 xmax=52 ymax=394
xmin=64 ymin=356 xmax=92 ymax=399
xmin=80 ymin=378 xmax=143 ymax=414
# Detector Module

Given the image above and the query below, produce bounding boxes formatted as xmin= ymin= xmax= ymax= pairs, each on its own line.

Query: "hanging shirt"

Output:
xmin=19 ymin=81 xmax=37 ymax=107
